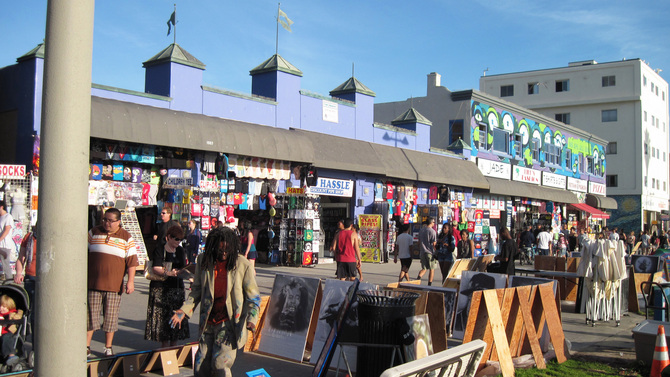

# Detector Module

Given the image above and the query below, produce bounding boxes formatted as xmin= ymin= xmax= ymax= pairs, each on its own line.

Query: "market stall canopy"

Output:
xmin=569 ymin=202 xmax=610 ymax=219
xmin=486 ymin=177 xmax=579 ymax=203
xmin=90 ymin=97 xmax=314 ymax=163
xmin=402 ymin=149 xmax=489 ymax=189
xmin=368 ymin=143 xmax=419 ymax=181
xmin=292 ymin=129 xmax=387 ymax=176
xmin=585 ymin=193 xmax=618 ymax=210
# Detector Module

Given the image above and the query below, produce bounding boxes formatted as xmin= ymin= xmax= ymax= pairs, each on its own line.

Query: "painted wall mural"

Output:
xmin=607 ymin=195 xmax=641 ymax=232
xmin=469 ymin=100 xmax=606 ymax=183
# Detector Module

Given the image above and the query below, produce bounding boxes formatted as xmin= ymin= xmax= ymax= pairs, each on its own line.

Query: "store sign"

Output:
xmin=542 ymin=172 xmax=566 ymax=189
xmin=164 ymin=177 xmax=193 ymax=188
xmin=567 ymin=177 xmax=588 ymax=192
xmin=0 ymin=165 xmax=26 ymax=179
xmin=307 ymin=177 xmax=353 ymax=197
xmin=589 ymin=181 xmax=606 ymax=195
xmin=322 ymin=100 xmax=339 ymax=123
xmin=512 ymin=166 xmax=540 ymax=185
xmin=477 ymin=158 xmax=510 ymax=179
xmin=643 ymin=196 xmax=669 ymax=211
xmin=286 ymin=187 xmax=305 ymax=195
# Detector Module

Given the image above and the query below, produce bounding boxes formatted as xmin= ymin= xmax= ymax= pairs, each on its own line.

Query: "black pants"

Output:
xmin=1 ymin=333 xmax=16 ymax=358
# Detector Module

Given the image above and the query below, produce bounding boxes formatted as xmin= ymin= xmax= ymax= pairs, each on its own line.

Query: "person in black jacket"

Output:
xmin=495 ymin=227 xmax=517 ymax=275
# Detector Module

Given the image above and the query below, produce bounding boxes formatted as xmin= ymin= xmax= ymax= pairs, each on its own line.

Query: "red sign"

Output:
xmin=0 ymin=165 xmax=26 ymax=179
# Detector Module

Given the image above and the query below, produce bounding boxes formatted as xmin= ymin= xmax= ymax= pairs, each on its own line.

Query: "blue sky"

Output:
xmin=2 ymin=1 xmax=669 ymax=103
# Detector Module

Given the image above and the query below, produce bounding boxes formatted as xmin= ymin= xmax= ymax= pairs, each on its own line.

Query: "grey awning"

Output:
xmin=291 ymin=129 xmax=387 ymax=176
xmin=90 ymin=97 xmax=314 ymax=163
xmin=585 ymin=193 xmax=618 ymax=210
xmin=368 ymin=143 xmax=418 ymax=181
xmin=486 ymin=178 xmax=579 ymax=203
xmin=403 ymin=149 xmax=489 ymax=189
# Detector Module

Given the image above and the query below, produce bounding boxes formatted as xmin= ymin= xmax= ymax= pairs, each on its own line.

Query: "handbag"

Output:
xmin=144 ymin=249 xmax=167 ymax=281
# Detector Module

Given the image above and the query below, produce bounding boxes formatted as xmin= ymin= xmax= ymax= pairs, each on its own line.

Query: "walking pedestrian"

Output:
xmin=416 ymin=217 xmax=437 ymax=286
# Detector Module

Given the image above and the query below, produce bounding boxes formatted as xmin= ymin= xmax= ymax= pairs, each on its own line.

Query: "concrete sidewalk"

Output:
xmin=93 ymin=260 xmax=646 ymax=376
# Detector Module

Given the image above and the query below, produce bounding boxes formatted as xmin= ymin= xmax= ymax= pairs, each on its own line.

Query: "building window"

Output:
xmin=556 ymin=79 xmax=570 ymax=92
xmin=656 ymin=87 xmax=659 ymax=96
xmin=555 ymin=113 xmax=570 ymax=124
xmin=663 ymin=91 xmax=666 ymax=101
xmin=653 ymin=178 xmax=656 ymax=189
xmin=545 ymin=144 xmax=560 ymax=166
xmin=602 ymin=109 xmax=618 ymax=122
xmin=528 ymin=82 xmax=539 ymax=95
xmin=578 ymin=153 xmax=585 ymax=173
xmin=653 ymin=146 xmax=656 ymax=158
xmin=475 ymin=123 xmax=488 ymax=150
xmin=587 ymin=156 xmax=594 ymax=174
xmin=492 ymin=128 xmax=510 ymax=154
xmin=665 ymin=181 xmax=667 ymax=192
xmin=645 ymin=143 xmax=648 ymax=155
xmin=644 ymin=111 xmax=648 ymax=122
xmin=531 ymin=139 xmax=540 ymax=161
xmin=565 ymin=149 xmax=572 ymax=169
xmin=602 ymin=75 xmax=616 ymax=87
xmin=449 ymin=119 xmax=464 ymax=145
xmin=500 ymin=85 xmax=514 ymax=97
xmin=652 ymin=115 xmax=656 ymax=126
xmin=644 ymin=76 xmax=647 ymax=86
xmin=652 ymin=82 xmax=655 ymax=93
xmin=606 ymin=175 xmax=618 ymax=187
xmin=657 ymin=119 xmax=660 ymax=128
xmin=513 ymin=133 xmax=523 ymax=157
xmin=606 ymin=142 xmax=617 ymax=154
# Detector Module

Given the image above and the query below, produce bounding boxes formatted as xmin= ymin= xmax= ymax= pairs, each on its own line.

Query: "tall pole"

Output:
xmin=173 ymin=3 xmax=177 ymax=45
xmin=275 ymin=3 xmax=280 ymax=55
xmin=36 ymin=0 xmax=94 ymax=375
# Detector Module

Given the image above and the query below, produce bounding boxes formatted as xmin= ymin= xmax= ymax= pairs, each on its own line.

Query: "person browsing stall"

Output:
xmin=170 ymin=227 xmax=260 ymax=377
xmin=394 ymin=225 xmax=413 ymax=282
xmin=87 ymin=208 xmax=138 ymax=357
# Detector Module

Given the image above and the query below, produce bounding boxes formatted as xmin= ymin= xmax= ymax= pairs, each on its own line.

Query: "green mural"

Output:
xmin=470 ymin=100 xmax=605 ymax=179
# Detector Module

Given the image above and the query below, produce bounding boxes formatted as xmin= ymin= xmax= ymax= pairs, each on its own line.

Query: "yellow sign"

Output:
xmin=286 ymin=187 xmax=305 ymax=194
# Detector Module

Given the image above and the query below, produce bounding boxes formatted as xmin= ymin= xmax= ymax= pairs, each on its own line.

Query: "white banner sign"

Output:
xmin=588 ymin=181 xmax=606 ymax=195
xmin=0 ymin=165 xmax=26 ymax=179
xmin=322 ymin=100 xmax=339 ymax=123
xmin=477 ymin=158 xmax=510 ymax=179
xmin=512 ymin=166 xmax=540 ymax=185
xmin=567 ymin=177 xmax=588 ymax=192
xmin=307 ymin=177 xmax=353 ymax=197
xmin=542 ymin=172 xmax=567 ymax=189
xmin=643 ymin=195 xmax=669 ymax=211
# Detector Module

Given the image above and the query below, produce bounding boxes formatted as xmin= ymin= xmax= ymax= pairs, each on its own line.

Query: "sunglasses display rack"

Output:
xmin=120 ymin=209 xmax=149 ymax=269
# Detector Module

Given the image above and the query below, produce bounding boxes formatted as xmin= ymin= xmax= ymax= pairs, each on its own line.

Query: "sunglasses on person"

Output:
xmin=102 ymin=217 xmax=120 ymax=223
xmin=170 ymin=235 xmax=183 ymax=242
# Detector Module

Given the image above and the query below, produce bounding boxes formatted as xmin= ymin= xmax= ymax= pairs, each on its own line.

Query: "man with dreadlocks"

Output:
xmin=170 ymin=227 xmax=260 ymax=376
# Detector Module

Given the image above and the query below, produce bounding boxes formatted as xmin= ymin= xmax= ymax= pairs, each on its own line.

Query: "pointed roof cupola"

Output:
xmin=447 ymin=137 xmax=471 ymax=150
xmin=330 ymin=77 xmax=376 ymax=97
xmin=391 ymin=107 xmax=432 ymax=127
xmin=142 ymin=43 xmax=205 ymax=70
xmin=250 ymin=54 xmax=302 ymax=77
xmin=17 ymin=42 xmax=45 ymax=63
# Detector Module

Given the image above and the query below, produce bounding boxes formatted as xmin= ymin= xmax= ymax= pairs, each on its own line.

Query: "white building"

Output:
xmin=480 ymin=59 xmax=669 ymax=232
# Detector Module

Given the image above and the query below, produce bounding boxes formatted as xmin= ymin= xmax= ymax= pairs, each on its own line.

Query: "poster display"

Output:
xmin=358 ymin=214 xmax=383 ymax=263
xmin=258 ymin=274 xmax=321 ymax=361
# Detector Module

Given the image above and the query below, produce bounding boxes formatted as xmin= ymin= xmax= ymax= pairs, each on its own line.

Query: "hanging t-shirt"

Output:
xmin=215 ymin=153 xmax=228 ymax=180
xmin=239 ymin=194 xmax=249 ymax=210
xmin=429 ymin=186 xmax=438 ymax=200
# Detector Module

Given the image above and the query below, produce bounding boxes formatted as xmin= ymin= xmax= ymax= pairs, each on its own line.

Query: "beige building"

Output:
xmin=480 ymin=59 xmax=669 ymax=232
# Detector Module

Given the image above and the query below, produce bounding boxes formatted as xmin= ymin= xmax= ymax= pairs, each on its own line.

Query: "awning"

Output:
xmin=585 ymin=193 xmax=618 ymax=210
xmin=291 ymin=129 xmax=387 ymax=176
xmin=90 ymin=97 xmax=314 ymax=163
xmin=569 ymin=203 xmax=610 ymax=219
xmin=486 ymin=178 xmax=579 ymax=203
xmin=368 ymin=143 xmax=419 ymax=181
xmin=403 ymin=149 xmax=489 ymax=189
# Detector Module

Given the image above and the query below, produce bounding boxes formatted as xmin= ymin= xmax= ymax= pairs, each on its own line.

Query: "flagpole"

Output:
xmin=276 ymin=3 xmax=280 ymax=55
xmin=173 ymin=4 xmax=177 ymax=45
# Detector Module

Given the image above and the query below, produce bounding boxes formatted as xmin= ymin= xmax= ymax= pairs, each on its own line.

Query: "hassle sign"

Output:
xmin=307 ymin=177 xmax=353 ymax=197
xmin=0 ymin=165 xmax=26 ymax=179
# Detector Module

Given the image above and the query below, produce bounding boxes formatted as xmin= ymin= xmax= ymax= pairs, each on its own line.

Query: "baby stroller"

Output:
xmin=0 ymin=281 xmax=33 ymax=373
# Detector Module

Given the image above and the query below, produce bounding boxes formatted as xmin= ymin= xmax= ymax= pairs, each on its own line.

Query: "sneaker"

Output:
xmin=6 ymin=356 xmax=19 ymax=367
xmin=86 ymin=347 xmax=92 ymax=358
xmin=103 ymin=347 xmax=113 ymax=357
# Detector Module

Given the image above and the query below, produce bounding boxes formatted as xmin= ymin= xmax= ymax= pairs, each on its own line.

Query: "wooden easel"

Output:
xmin=462 ymin=282 xmax=567 ymax=377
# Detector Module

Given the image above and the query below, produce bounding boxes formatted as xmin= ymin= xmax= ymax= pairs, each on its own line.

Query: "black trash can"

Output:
xmin=355 ymin=290 xmax=420 ymax=377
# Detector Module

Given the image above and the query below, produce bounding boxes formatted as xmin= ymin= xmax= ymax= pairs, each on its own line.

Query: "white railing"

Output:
xmin=380 ymin=340 xmax=486 ymax=377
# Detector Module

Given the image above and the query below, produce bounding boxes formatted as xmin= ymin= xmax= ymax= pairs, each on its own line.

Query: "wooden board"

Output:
xmin=245 ymin=295 xmax=271 ymax=352
xmin=534 ymin=255 xmax=556 ymax=271
xmin=565 ymin=257 xmax=580 ymax=301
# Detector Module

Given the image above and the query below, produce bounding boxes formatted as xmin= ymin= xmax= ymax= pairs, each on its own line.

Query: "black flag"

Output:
xmin=167 ymin=11 xmax=176 ymax=36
